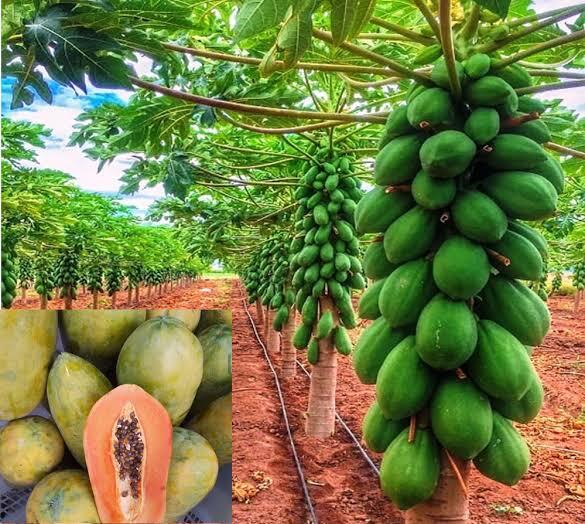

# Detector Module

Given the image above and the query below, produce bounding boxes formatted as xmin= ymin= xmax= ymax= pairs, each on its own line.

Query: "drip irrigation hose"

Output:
xmin=239 ymin=288 xmax=319 ymax=524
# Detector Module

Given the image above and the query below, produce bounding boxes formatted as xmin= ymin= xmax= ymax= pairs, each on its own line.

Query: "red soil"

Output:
xmin=10 ymin=278 xmax=233 ymax=310
xmin=232 ymin=285 xmax=585 ymax=524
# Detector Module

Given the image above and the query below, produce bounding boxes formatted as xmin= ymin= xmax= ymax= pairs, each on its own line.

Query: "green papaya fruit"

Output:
xmin=374 ymin=134 xmax=426 ymax=185
xmin=529 ymin=153 xmax=564 ymax=194
xmin=380 ymin=428 xmax=440 ymax=510
xmin=451 ymin=191 xmax=507 ymax=243
xmin=473 ymin=412 xmax=530 ymax=485
xmin=491 ymin=63 xmax=533 ymax=88
xmin=315 ymin=310 xmax=334 ymax=339
xmin=415 ymin=293 xmax=478 ymax=370
xmin=463 ymin=107 xmax=500 ymax=145
xmin=507 ymin=221 xmax=548 ymax=260
xmin=358 ymin=278 xmax=387 ymax=320
xmin=466 ymin=320 xmax=534 ymax=401
xmin=506 ymin=116 xmax=551 ymax=144
xmin=431 ymin=58 xmax=466 ymax=90
xmin=419 ymin=130 xmax=477 ymax=178
xmin=363 ymin=241 xmax=397 ymax=280
xmin=413 ymin=44 xmax=443 ymax=65
xmin=432 ymin=236 xmax=490 ymax=300
xmin=483 ymin=134 xmax=547 ymax=170
xmin=362 ymin=402 xmax=407 ymax=453
xmin=307 ymin=338 xmax=319 ymax=364
xmin=335 ymin=220 xmax=355 ymax=242
xmin=517 ymin=96 xmax=545 ymax=114
xmin=379 ymin=106 xmax=416 ymax=149
xmin=492 ymin=373 xmax=544 ymax=424
xmin=376 ymin=336 xmax=437 ymax=420
xmin=478 ymin=275 xmax=550 ymax=346
xmin=490 ymin=230 xmax=544 ymax=280
xmin=411 ymin=170 xmax=456 ymax=210
xmin=355 ymin=186 xmax=414 ymax=234
xmin=353 ymin=317 xmax=407 ymax=384
xmin=304 ymin=263 xmax=321 ymax=284
xmin=464 ymin=76 xmax=514 ymax=106
xmin=320 ymin=242 xmax=335 ymax=262
xmin=496 ymin=89 xmax=519 ymax=118
xmin=407 ymin=84 xmax=427 ymax=103
xmin=406 ymin=88 xmax=456 ymax=129
xmin=379 ymin=258 xmax=437 ymax=327
xmin=325 ymin=173 xmax=339 ymax=192
xmin=430 ymin=376 xmax=493 ymax=459
xmin=333 ymin=326 xmax=352 ymax=355
xmin=480 ymin=172 xmax=557 ymax=220
xmin=334 ymin=253 xmax=351 ymax=272
xmin=301 ymin=296 xmax=318 ymax=325
xmin=464 ymin=53 xmax=491 ymax=79
xmin=298 ymin=244 xmax=320 ymax=266
xmin=293 ymin=323 xmax=312 ymax=349
xmin=384 ymin=206 xmax=438 ymax=264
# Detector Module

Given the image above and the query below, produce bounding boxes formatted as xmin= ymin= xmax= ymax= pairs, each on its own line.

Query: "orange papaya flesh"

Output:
xmin=84 ymin=384 xmax=173 ymax=524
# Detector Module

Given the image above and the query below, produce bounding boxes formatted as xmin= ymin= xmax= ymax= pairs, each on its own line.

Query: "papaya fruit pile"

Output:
xmin=289 ymin=152 xmax=364 ymax=364
xmin=573 ymin=261 xmax=585 ymax=291
xmin=0 ymin=309 xmax=232 ymax=523
xmin=356 ymin=55 xmax=561 ymax=510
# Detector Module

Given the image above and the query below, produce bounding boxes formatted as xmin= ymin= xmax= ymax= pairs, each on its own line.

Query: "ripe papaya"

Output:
xmin=451 ymin=191 xmax=507 ymax=243
xmin=376 ymin=336 xmax=437 ymax=420
xmin=464 ymin=76 xmax=514 ymax=106
xmin=333 ymin=326 xmax=352 ymax=355
xmin=464 ymin=53 xmax=491 ymax=79
xmin=432 ymin=236 xmax=490 ymax=300
xmin=415 ymin=294 xmax=478 ymax=370
xmin=358 ymin=278 xmax=386 ymax=320
xmin=165 ymin=428 xmax=219 ymax=522
xmin=353 ymin=317 xmax=407 ymax=384
xmin=116 ymin=317 xmax=204 ymax=425
xmin=517 ymin=95 xmax=545 ymax=114
xmin=47 ymin=353 xmax=113 ymax=467
xmin=480 ymin=172 xmax=557 ymax=220
xmin=430 ymin=376 xmax=493 ymax=459
xmin=26 ymin=470 xmax=100 ymax=524
xmin=529 ymin=153 xmax=565 ymax=194
xmin=466 ymin=320 xmax=534 ymax=401
xmin=507 ymin=220 xmax=548 ymax=260
xmin=431 ymin=58 xmax=465 ymax=90
xmin=483 ymin=134 xmax=547 ymax=170
xmin=374 ymin=134 xmax=426 ymax=185
xmin=379 ymin=105 xmax=416 ymax=149
xmin=379 ymin=258 xmax=437 ymax=328
xmin=507 ymin=116 xmax=551 ymax=143
xmin=490 ymin=230 xmax=544 ymax=281
xmin=492 ymin=371 xmax=543 ymax=424
xmin=419 ymin=130 xmax=477 ymax=178
xmin=363 ymin=241 xmax=397 ymax=279
xmin=473 ymin=412 xmax=530 ymax=485
xmin=491 ymin=63 xmax=533 ymax=88
xmin=411 ymin=169 xmax=456 ymax=210
xmin=478 ymin=275 xmax=550 ymax=346
xmin=406 ymin=88 xmax=456 ymax=129
xmin=355 ymin=186 xmax=414 ymax=234
xmin=362 ymin=402 xmax=407 ymax=453
xmin=84 ymin=384 xmax=173 ymax=524
xmin=0 ymin=310 xmax=57 ymax=420
xmin=379 ymin=428 xmax=440 ymax=510
xmin=383 ymin=206 xmax=438 ymax=264
xmin=463 ymin=107 xmax=500 ymax=145
xmin=0 ymin=416 xmax=64 ymax=487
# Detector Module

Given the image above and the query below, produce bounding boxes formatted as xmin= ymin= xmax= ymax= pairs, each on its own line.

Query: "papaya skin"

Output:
xmin=0 ymin=310 xmax=57 ymax=420
xmin=196 ymin=310 xmax=232 ymax=333
xmin=26 ymin=470 xmax=100 ymax=524
xmin=146 ymin=309 xmax=201 ymax=331
xmin=0 ymin=416 xmax=64 ymax=487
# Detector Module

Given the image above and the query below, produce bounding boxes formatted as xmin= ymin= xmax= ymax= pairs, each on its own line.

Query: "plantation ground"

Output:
xmin=232 ymin=286 xmax=585 ymax=524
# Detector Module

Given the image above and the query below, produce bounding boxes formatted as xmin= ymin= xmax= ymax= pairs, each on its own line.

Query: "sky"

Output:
xmin=2 ymin=0 xmax=582 ymax=220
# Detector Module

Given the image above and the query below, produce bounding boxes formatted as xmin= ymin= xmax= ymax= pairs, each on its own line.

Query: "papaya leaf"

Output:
xmin=234 ymin=0 xmax=292 ymax=41
xmin=348 ymin=0 xmax=377 ymax=38
xmin=88 ymin=55 xmax=133 ymax=90
xmin=472 ymin=0 xmax=511 ymax=19
xmin=330 ymin=0 xmax=357 ymax=46
xmin=276 ymin=0 xmax=317 ymax=67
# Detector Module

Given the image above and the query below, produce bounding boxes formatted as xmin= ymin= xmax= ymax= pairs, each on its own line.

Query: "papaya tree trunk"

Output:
xmin=264 ymin=308 xmax=270 ymax=342
xmin=82 ymin=285 xmax=86 ymax=295
xmin=92 ymin=291 xmax=98 ymax=309
xmin=405 ymin=452 xmax=470 ymax=524
xmin=575 ymin=290 xmax=581 ymax=311
xmin=21 ymin=287 xmax=26 ymax=303
xmin=281 ymin=313 xmax=296 ymax=378
xmin=305 ymin=296 xmax=337 ymax=438
xmin=127 ymin=287 xmax=133 ymax=305
xmin=64 ymin=288 xmax=73 ymax=310
xmin=40 ymin=296 xmax=48 ymax=310
xmin=256 ymin=298 xmax=264 ymax=327
xmin=134 ymin=285 xmax=140 ymax=304
xmin=147 ymin=285 xmax=151 ymax=298
xmin=111 ymin=292 xmax=117 ymax=308
xmin=268 ymin=320 xmax=280 ymax=353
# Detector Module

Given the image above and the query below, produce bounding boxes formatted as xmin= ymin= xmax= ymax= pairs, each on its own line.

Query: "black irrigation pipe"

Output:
xmin=294 ymin=358 xmax=381 ymax=477
xmin=239 ymin=291 xmax=319 ymax=524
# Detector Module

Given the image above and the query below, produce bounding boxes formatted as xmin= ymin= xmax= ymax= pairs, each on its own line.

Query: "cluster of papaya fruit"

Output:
xmin=551 ymin=272 xmax=563 ymax=295
xmin=242 ymin=234 xmax=295 ymax=331
xmin=354 ymin=55 xmax=561 ymax=510
xmin=289 ymin=153 xmax=365 ymax=364
xmin=529 ymin=258 xmax=550 ymax=301
xmin=1 ymin=243 xmax=17 ymax=308
xmin=54 ymin=247 xmax=81 ymax=299
xmin=573 ymin=261 xmax=585 ymax=291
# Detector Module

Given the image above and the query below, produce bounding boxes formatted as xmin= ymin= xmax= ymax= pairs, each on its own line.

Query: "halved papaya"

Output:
xmin=84 ymin=384 xmax=173 ymax=524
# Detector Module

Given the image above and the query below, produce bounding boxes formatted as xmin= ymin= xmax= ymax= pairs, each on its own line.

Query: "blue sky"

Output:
xmin=2 ymin=0 xmax=582 ymax=219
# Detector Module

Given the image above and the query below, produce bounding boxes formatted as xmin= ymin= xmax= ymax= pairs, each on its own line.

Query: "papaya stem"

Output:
xmin=502 ymin=111 xmax=541 ymax=127
xmin=486 ymin=248 xmax=511 ymax=267
xmin=312 ymin=29 xmax=432 ymax=84
xmin=458 ymin=3 xmax=481 ymax=43
xmin=528 ymin=70 xmax=585 ymax=79
xmin=340 ymin=73 xmax=402 ymax=89
xmin=440 ymin=211 xmax=450 ymax=223
xmin=370 ymin=16 xmax=435 ymax=45
xmin=493 ymin=30 xmax=585 ymax=69
xmin=385 ymin=184 xmax=412 ymax=193
xmin=516 ymin=79 xmax=585 ymax=95
xmin=413 ymin=0 xmax=443 ymax=44
xmin=438 ymin=0 xmax=462 ymax=99
xmin=506 ymin=3 xmax=585 ymax=29
xmin=444 ymin=450 xmax=469 ymax=497
xmin=455 ymin=368 xmax=467 ymax=379
xmin=545 ymin=142 xmax=585 ymax=160
xmin=408 ymin=415 xmax=417 ymax=443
